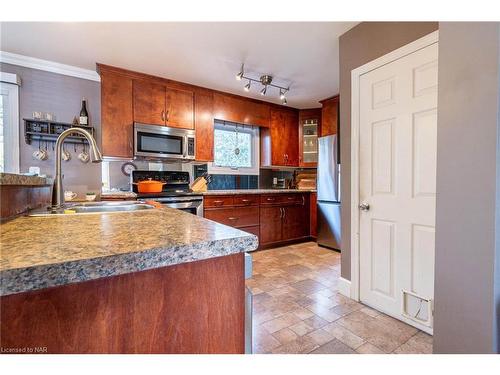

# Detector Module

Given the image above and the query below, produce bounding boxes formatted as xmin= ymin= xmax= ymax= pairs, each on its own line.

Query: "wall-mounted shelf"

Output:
xmin=23 ymin=119 xmax=95 ymax=145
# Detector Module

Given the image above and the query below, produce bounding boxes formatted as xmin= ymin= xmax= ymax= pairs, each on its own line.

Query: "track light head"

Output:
xmin=260 ymin=86 xmax=267 ymax=96
xmin=282 ymin=97 xmax=287 ymax=105
xmin=236 ymin=64 xmax=244 ymax=81
xmin=244 ymin=81 xmax=251 ymax=92
xmin=279 ymin=89 xmax=286 ymax=100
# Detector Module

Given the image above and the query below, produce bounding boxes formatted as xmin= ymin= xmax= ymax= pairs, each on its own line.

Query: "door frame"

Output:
xmin=349 ymin=30 xmax=439 ymax=301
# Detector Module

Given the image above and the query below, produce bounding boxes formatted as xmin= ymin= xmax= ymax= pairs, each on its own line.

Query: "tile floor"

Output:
xmin=245 ymin=241 xmax=433 ymax=354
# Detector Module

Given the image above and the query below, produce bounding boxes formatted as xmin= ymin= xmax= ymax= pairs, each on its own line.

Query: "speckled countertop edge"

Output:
xmin=0 ymin=207 xmax=258 ymax=297
xmin=0 ymin=235 xmax=257 ymax=296
xmin=0 ymin=173 xmax=52 ymax=186
xmin=202 ymin=189 xmax=316 ymax=195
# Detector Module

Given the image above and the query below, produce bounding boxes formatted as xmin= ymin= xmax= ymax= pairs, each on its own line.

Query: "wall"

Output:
xmin=433 ymin=22 xmax=500 ymax=354
xmin=0 ymin=63 xmax=102 ymax=197
xmin=338 ymin=22 xmax=439 ymax=280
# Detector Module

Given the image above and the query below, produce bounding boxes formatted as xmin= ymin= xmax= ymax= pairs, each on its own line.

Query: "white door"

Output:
xmin=359 ymin=42 xmax=438 ymax=333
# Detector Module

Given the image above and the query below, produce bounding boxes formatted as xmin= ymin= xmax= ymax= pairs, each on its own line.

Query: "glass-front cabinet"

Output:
xmin=299 ymin=112 xmax=320 ymax=167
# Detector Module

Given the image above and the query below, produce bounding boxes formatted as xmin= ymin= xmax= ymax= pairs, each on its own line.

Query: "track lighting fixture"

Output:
xmin=235 ymin=64 xmax=244 ymax=81
xmin=235 ymin=64 xmax=291 ymax=103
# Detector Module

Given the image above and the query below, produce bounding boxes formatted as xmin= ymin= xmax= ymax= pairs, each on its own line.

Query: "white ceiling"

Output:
xmin=0 ymin=22 xmax=357 ymax=108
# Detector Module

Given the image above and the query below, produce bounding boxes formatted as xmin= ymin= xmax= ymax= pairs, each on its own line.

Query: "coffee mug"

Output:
xmin=78 ymin=151 xmax=90 ymax=163
xmin=62 ymin=149 xmax=71 ymax=161
xmin=64 ymin=191 xmax=77 ymax=201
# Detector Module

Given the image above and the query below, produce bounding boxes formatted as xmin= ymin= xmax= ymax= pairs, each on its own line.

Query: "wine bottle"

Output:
xmin=79 ymin=98 xmax=89 ymax=126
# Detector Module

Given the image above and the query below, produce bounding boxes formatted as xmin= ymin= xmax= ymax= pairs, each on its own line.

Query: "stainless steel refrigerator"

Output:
xmin=317 ymin=134 xmax=341 ymax=250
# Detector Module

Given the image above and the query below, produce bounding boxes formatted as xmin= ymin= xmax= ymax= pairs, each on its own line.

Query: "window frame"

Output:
xmin=0 ymin=72 xmax=21 ymax=174
xmin=208 ymin=121 xmax=260 ymax=175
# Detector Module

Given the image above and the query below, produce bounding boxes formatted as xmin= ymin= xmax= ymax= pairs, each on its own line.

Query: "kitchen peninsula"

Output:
xmin=0 ymin=207 xmax=258 ymax=353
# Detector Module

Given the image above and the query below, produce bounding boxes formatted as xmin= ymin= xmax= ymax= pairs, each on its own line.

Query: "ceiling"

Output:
xmin=0 ymin=22 xmax=357 ymax=109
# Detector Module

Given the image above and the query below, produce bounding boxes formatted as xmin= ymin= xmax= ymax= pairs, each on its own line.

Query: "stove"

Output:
xmin=132 ymin=170 xmax=203 ymax=216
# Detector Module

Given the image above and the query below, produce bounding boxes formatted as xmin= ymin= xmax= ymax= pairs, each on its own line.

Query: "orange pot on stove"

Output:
xmin=132 ymin=178 xmax=166 ymax=193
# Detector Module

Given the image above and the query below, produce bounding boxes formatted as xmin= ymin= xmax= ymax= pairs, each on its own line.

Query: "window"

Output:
xmin=0 ymin=73 xmax=20 ymax=174
xmin=209 ymin=121 xmax=259 ymax=175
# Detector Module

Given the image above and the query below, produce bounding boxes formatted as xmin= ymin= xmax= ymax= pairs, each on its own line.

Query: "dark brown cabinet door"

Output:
xmin=133 ymin=80 xmax=166 ymax=126
xmin=270 ymin=109 xmax=286 ymax=165
xmin=213 ymin=92 xmax=271 ymax=128
xmin=282 ymin=204 xmax=310 ymax=241
xmin=194 ymin=91 xmax=214 ymax=161
xmin=320 ymin=95 xmax=339 ymax=137
xmin=267 ymin=108 xmax=299 ymax=166
xmin=100 ymin=71 xmax=134 ymax=158
xmin=165 ymin=87 xmax=194 ymax=129
xmin=283 ymin=110 xmax=299 ymax=166
xmin=259 ymin=206 xmax=282 ymax=245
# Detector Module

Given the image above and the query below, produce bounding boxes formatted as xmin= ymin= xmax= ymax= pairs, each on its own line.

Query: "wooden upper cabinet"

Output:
xmin=194 ymin=91 xmax=214 ymax=162
xmin=261 ymin=107 xmax=299 ymax=167
xmin=319 ymin=95 xmax=339 ymax=137
xmin=133 ymin=80 xmax=166 ymax=126
xmin=213 ymin=93 xmax=270 ymax=128
xmin=100 ymin=70 xmax=134 ymax=158
xmin=165 ymin=87 xmax=194 ymax=129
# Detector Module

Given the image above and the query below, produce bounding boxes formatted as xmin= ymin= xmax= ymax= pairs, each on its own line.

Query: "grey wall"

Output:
xmin=0 ymin=63 xmax=102 ymax=196
xmin=338 ymin=22 xmax=439 ymax=280
xmin=433 ymin=22 xmax=500 ymax=354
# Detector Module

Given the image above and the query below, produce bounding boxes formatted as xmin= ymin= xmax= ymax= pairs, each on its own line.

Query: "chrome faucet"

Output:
xmin=51 ymin=128 xmax=103 ymax=209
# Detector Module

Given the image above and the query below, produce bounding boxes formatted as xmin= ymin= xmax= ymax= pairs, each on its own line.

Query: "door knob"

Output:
xmin=359 ymin=203 xmax=370 ymax=211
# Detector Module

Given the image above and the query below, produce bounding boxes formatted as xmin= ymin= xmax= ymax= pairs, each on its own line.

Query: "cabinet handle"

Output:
xmin=228 ymin=217 xmax=238 ymax=221
xmin=165 ymin=110 xmax=169 ymax=122
xmin=302 ymin=195 xmax=305 ymax=206
xmin=282 ymin=207 xmax=286 ymax=219
xmin=213 ymin=200 xmax=223 ymax=206
xmin=241 ymin=199 xmax=250 ymax=202
xmin=161 ymin=110 xmax=165 ymax=121
xmin=267 ymin=197 xmax=275 ymax=202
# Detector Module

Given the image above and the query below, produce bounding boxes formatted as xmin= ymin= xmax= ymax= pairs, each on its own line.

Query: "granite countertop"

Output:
xmin=0 ymin=207 xmax=258 ymax=296
xmin=0 ymin=173 xmax=52 ymax=186
xmin=202 ymin=189 xmax=316 ymax=195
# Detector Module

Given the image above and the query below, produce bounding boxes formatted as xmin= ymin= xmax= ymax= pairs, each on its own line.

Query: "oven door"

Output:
xmin=154 ymin=196 xmax=203 ymax=216
xmin=134 ymin=123 xmax=193 ymax=161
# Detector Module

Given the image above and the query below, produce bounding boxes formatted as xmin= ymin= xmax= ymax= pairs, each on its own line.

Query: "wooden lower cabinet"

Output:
xmin=204 ymin=193 xmax=312 ymax=248
xmin=282 ymin=205 xmax=310 ymax=240
xmin=0 ymin=254 xmax=245 ymax=353
xmin=259 ymin=206 xmax=283 ymax=244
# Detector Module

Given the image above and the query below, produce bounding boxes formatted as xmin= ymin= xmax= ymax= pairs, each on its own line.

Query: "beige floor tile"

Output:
xmin=290 ymin=279 xmax=329 ymax=294
xmin=305 ymin=328 xmax=336 ymax=346
xmin=306 ymin=303 xmax=342 ymax=322
xmin=249 ymin=242 xmax=432 ymax=355
xmin=270 ymin=335 xmax=319 ymax=354
xmin=310 ymin=338 xmax=357 ymax=354
xmin=356 ymin=342 xmax=386 ymax=354
xmin=322 ymin=322 xmax=365 ymax=349
xmin=272 ymin=328 xmax=299 ymax=345
xmin=393 ymin=332 xmax=433 ymax=354
xmin=261 ymin=312 xmax=302 ymax=333
xmin=358 ymin=306 xmax=381 ymax=318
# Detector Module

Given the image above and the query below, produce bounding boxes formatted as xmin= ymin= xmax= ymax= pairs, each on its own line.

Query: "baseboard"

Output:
xmin=338 ymin=277 xmax=351 ymax=298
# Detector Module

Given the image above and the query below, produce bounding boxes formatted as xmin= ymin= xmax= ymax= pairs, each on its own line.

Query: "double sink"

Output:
xmin=29 ymin=201 xmax=154 ymax=216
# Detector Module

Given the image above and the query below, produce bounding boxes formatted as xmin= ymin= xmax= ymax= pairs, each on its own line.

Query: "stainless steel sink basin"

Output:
xmin=29 ymin=201 xmax=155 ymax=216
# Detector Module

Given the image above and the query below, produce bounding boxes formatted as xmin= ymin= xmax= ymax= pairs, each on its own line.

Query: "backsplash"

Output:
xmin=193 ymin=164 xmax=258 ymax=190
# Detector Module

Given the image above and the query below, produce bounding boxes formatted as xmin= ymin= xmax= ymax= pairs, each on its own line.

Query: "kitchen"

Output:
xmin=0 ymin=22 xmax=348 ymax=355
xmin=1 ymin=14 xmax=500 ymax=364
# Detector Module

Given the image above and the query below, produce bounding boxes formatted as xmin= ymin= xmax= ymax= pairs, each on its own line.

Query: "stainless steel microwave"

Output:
xmin=134 ymin=123 xmax=195 ymax=162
